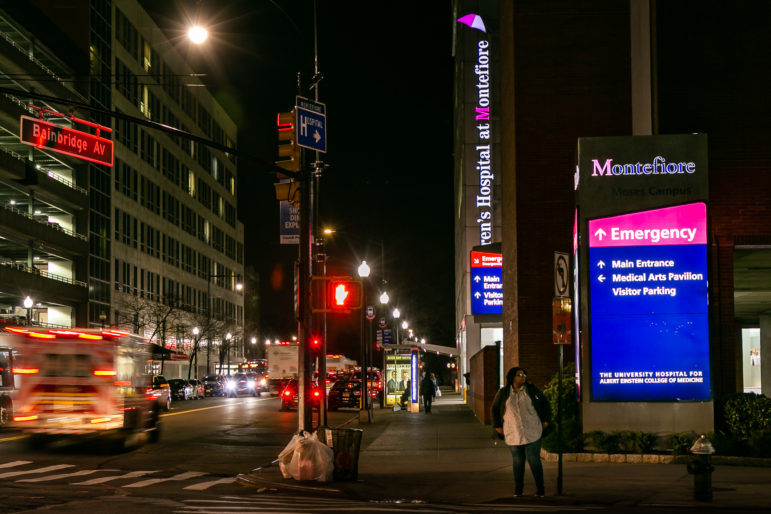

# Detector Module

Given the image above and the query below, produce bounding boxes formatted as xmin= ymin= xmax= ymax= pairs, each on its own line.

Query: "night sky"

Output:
xmin=141 ymin=1 xmax=455 ymax=359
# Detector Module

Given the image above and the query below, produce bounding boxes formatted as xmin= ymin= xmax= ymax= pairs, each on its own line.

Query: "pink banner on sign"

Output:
xmin=588 ymin=202 xmax=706 ymax=248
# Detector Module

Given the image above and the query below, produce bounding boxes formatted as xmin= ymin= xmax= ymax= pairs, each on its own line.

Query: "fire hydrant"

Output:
xmin=686 ymin=434 xmax=715 ymax=501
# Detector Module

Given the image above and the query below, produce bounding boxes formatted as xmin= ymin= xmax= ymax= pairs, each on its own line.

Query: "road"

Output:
xmin=0 ymin=394 xmax=360 ymax=513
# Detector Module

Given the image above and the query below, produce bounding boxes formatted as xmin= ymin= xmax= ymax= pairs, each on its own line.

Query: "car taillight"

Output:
xmin=13 ymin=415 xmax=38 ymax=422
xmin=94 ymin=370 xmax=117 ymax=377
xmin=13 ymin=368 xmax=39 ymax=375
xmin=89 ymin=417 xmax=112 ymax=424
xmin=313 ymin=390 xmax=320 ymax=397
xmin=283 ymin=390 xmax=291 ymax=397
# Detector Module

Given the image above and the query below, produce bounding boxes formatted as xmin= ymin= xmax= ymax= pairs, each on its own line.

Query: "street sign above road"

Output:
xmin=295 ymin=96 xmax=327 ymax=153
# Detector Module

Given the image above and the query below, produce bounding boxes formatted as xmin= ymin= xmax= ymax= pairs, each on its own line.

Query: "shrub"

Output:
xmin=668 ymin=432 xmax=695 ymax=456
xmin=584 ymin=430 xmax=621 ymax=453
xmin=722 ymin=393 xmax=771 ymax=441
xmin=710 ymin=430 xmax=748 ymax=457
xmin=749 ymin=431 xmax=771 ymax=458
xmin=634 ymin=431 xmax=657 ymax=454
xmin=541 ymin=366 xmax=582 ymax=452
xmin=615 ymin=431 xmax=637 ymax=453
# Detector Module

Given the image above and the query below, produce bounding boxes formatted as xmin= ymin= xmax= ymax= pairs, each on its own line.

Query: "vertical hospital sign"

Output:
xmin=458 ymin=12 xmax=497 ymax=246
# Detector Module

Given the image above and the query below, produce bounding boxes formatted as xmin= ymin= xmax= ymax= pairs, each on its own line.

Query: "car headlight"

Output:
xmin=226 ymin=381 xmax=236 ymax=390
xmin=247 ymin=380 xmax=256 ymax=388
xmin=260 ymin=378 xmax=267 ymax=387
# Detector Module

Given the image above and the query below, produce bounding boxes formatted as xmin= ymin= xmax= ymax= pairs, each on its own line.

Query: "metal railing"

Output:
xmin=0 ymin=137 xmax=88 ymax=195
xmin=0 ymin=200 xmax=87 ymax=241
xmin=0 ymin=259 xmax=87 ymax=288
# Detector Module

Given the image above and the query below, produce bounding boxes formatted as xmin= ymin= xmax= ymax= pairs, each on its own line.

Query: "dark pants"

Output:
xmin=422 ymin=394 xmax=432 ymax=413
xmin=509 ymin=438 xmax=544 ymax=495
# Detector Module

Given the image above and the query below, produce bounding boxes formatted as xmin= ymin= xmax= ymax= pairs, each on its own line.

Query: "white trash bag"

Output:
xmin=278 ymin=431 xmax=334 ymax=482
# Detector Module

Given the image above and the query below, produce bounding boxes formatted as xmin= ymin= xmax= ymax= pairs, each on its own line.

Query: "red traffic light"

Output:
xmin=311 ymin=336 xmax=322 ymax=349
xmin=327 ymin=280 xmax=362 ymax=311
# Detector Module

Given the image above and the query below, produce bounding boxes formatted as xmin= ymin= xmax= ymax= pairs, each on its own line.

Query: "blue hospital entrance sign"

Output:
xmin=470 ymin=250 xmax=502 ymax=315
xmin=588 ymin=203 xmax=710 ymax=401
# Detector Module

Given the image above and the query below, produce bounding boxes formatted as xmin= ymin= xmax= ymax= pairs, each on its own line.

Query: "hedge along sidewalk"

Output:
xmin=540 ymin=449 xmax=771 ymax=467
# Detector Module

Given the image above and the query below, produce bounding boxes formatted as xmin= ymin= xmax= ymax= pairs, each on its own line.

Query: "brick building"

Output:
xmin=454 ymin=0 xmax=771 ymax=427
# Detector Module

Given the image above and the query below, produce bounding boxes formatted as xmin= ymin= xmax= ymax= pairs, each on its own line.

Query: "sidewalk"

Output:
xmin=238 ymin=392 xmax=771 ymax=509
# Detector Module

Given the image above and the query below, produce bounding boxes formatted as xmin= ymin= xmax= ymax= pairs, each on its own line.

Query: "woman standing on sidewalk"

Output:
xmin=491 ymin=366 xmax=552 ymax=497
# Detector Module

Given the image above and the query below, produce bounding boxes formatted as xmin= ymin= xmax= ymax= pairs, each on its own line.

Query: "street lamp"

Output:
xmin=392 ymin=308 xmax=400 ymax=344
xmin=379 ymin=291 xmax=389 ymax=305
xmin=187 ymin=25 xmax=208 ymax=44
xmin=358 ymin=260 xmax=372 ymax=421
xmin=23 ymin=296 xmax=33 ymax=326
xmin=225 ymin=332 xmax=232 ymax=375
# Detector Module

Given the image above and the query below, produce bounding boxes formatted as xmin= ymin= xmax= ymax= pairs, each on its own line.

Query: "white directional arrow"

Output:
xmin=598 ymin=274 xmax=606 ymax=283
xmin=313 ymin=130 xmax=321 ymax=143
xmin=594 ymin=228 xmax=607 ymax=240
xmin=597 ymin=260 xmax=606 ymax=269
xmin=474 ymin=292 xmax=482 ymax=298
xmin=474 ymin=275 xmax=481 ymax=283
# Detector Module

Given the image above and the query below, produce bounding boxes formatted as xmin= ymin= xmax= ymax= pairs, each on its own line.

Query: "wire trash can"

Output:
xmin=317 ymin=427 xmax=363 ymax=481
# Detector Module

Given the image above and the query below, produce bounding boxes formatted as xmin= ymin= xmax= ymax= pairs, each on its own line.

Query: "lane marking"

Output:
xmin=18 ymin=469 xmax=113 ymax=482
xmin=161 ymin=397 xmax=272 ymax=418
xmin=0 ymin=464 xmax=74 ymax=479
xmin=183 ymin=476 xmax=237 ymax=490
xmin=0 ymin=435 xmax=29 ymax=443
xmin=0 ymin=460 xmax=32 ymax=468
xmin=123 ymin=470 xmax=206 ymax=488
xmin=73 ymin=470 xmax=158 ymax=485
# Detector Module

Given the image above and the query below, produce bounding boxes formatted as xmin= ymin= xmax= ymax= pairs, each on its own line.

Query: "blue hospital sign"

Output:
xmin=470 ymin=250 xmax=502 ymax=315
xmin=588 ymin=203 xmax=710 ymax=401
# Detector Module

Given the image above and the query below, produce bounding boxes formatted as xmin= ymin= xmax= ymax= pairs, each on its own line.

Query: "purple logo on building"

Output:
xmin=457 ymin=13 xmax=486 ymax=33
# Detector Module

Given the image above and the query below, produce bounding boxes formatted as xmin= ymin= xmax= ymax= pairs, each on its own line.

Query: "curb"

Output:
xmin=541 ymin=449 xmax=771 ymax=467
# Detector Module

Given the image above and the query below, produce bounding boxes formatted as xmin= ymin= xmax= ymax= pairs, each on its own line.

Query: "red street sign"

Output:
xmin=20 ymin=116 xmax=114 ymax=167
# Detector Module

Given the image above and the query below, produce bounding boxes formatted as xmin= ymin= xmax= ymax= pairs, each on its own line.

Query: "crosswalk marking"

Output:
xmin=183 ymin=477 xmax=237 ymax=491
xmin=18 ymin=469 xmax=113 ymax=482
xmin=0 ymin=460 xmax=32 ymax=469
xmin=73 ymin=470 xmax=159 ymax=485
xmin=0 ymin=464 xmax=74 ymax=479
xmin=124 ymin=470 xmax=206 ymax=488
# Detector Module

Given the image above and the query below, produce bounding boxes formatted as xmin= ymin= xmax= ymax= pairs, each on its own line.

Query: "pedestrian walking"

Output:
xmin=491 ymin=366 xmax=552 ymax=497
xmin=420 ymin=372 xmax=436 ymax=413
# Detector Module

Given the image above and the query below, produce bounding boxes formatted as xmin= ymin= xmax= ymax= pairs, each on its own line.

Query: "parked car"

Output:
xmin=189 ymin=379 xmax=205 ymax=399
xmin=203 ymin=375 xmax=225 ymax=397
xmin=279 ymin=379 xmax=322 ymax=411
xmin=224 ymin=373 xmax=259 ymax=397
xmin=150 ymin=375 xmax=171 ymax=411
xmin=346 ymin=369 xmax=384 ymax=401
xmin=328 ymin=379 xmax=377 ymax=410
xmin=168 ymin=379 xmax=193 ymax=400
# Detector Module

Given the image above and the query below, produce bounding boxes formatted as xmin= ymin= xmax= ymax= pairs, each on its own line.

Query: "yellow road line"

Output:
xmin=160 ymin=397 xmax=271 ymax=418
xmin=0 ymin=434 xmax=28 ymax=443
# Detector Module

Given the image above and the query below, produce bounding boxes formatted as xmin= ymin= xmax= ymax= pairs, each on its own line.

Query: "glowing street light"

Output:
xmin=402 ymin=320 xmax=408 ymax=330
xmin=358 ymin=260 xmax=370 ymax=278
xmin=187 ymin=25 xmax=208 ymax=44
xmin=379 ymin=291 xmax=389 ymax=305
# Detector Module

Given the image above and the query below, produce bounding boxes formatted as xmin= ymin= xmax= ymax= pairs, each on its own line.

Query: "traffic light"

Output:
xmin=276 ymin=110 xmax=300 ymax=175
xmin=327 ymin=279 xmax=363 ymax=312
xmin=310 ymin=276 xmax=363 ymax=313
xmin=310 ymin=336 xmax=322 ymax=352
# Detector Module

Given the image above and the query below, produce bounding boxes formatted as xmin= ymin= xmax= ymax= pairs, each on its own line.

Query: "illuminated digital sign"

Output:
xmin=588 ymin=203 xmax=710 ymax=401
xmin=470 ymin=250 xmax=502 ymax=315
xmin=20 ymin=116 xmax=114 ymax=167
